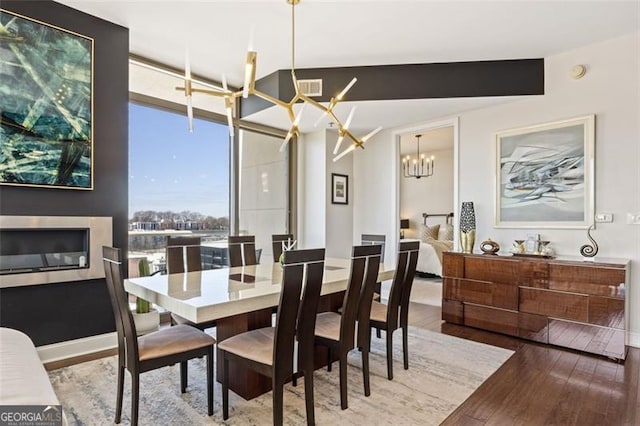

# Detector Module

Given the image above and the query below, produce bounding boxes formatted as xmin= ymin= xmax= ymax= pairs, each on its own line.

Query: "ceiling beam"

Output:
xmin=240 ymin=58 xmax=544 ymax=118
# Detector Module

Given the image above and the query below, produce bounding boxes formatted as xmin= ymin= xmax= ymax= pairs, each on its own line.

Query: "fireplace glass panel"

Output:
xmin=0 ymin=229 xmax=89 ymax=274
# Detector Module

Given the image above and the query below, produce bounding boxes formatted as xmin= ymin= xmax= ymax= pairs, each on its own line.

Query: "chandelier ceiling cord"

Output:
xmin=402 ymin=134 xmax=435 ymax=179
xmin=176 ymin=0 xmax=382 ymax=162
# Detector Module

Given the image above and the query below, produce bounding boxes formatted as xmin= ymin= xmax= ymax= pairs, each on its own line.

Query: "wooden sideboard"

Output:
xmin=442 ymin=252 xmax=629 ymax=360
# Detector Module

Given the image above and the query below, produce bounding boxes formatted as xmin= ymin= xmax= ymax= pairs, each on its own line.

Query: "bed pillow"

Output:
xmin=420 ymin=224 xmax=440 ymax=242
xmin=438 ymin=224 xmax=454 ymax=241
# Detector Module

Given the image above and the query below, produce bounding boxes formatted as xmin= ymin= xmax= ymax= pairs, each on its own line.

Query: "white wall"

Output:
xmin=325 ymin=130 xmax=354 ymax=258
xmin=353 ymin=33 xmax=640 ymax=346
xmin=297 ymin=130 xmax=354 ymax=256
xmin=353 ymin=127 xmax=398 ymax=269
xmin=401 ymin=147 xmax=454 ymax=239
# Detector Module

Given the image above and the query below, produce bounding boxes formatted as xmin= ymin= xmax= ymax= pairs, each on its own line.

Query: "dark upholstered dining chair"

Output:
xmin=314 ymin=244 xmax=382 ymax=409
xmin=272 ymin=233 xmax=294 ymax=263
xmin=228 ymin=235 xmax=258 ymax=267
xmin=166 ymin=235 xmax=202 ymax=274
xmin=166 ymin=236 xmax=218 ymax=331
xmin=219 ymin=248 xmax=325 ymax=426
xmin=361 ymin=234 xmax=385 ymax=263
xmin=368 ymin=240 xmax=419 ymax=380
xmin=361 ymin=234 xmax=386 ymax=311
xmin=102 ymin=246 xmax=215 ymax=426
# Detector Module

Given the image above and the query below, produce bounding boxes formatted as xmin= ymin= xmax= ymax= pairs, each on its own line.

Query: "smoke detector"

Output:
xmin=570 ymin=64 xmax=587 ymax=79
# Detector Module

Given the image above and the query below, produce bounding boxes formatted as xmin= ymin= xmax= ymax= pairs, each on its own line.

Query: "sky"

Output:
xmin=128 ymin=103 xmax=229 ymax=218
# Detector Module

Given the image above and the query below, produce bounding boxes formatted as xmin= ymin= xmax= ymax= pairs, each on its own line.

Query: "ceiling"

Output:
xmin=56 ymin=0 xmax=639 ymax=132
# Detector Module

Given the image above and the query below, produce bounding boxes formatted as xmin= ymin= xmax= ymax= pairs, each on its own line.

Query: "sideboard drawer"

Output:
xmin=465 ymin=257 xmax=519 ymax=285
xmin=464 ymin=304 xmax=518 ymax=336
xmin=588 ymin=296 xmax=624 ymax=329
xmin=519 ymin=287 xmax=588 ymax=322
xmin=444 ymin=278 xmax=518 ymax=310
xmin=442 ymin=299 xmax=463 ymax=324
xmin=549 ymin=264 xmax=626 ymax=297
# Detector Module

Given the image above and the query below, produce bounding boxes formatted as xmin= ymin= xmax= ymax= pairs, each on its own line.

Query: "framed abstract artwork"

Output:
xmin=0 ymin=9 xmax=94 ymax=190
xmin=495 ymin=115 xmax=595 ymax=228
xmin=331 ymin=173 xmax=348 ymax=205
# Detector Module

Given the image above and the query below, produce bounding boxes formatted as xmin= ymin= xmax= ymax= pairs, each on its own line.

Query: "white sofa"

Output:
xmin=0 ymin=328 xmax=66 ymax=424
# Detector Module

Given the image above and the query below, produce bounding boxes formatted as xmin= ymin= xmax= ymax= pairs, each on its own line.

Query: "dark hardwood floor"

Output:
xmin=406 ymin=302 xmax=639 ymax=426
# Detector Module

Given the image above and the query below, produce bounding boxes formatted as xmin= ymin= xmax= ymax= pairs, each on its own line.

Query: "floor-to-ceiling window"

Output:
xmin=128 ymin=102 xmax=230 ymax=272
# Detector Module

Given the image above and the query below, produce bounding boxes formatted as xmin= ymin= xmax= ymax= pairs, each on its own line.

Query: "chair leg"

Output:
xmin=131 ymin=372 xmax=140 ymax=426
xmin=376 ymin=328 xmax=382 ymax=339
xmin=339 ymin=353 xmax=348 ymax=410
xmin=180 ymin=361 xmax=188 ymax=393
xmin=222 ymin=356 xmax=230 ymax=420
xmin=292 ymin=372 xmax=298 ymax=387
xmin=402 ymin=325 xmax=409 ymax=370
xmin=115 ymin=365 xmax=125 ymax=424
xmin=303 ymin=366 xmax=315 ymax=426
xmin=386 ymin=330 xmax=394 ymax=380
xmin=361 ymin=347 xmax=371 ymax=397
xmin=327 ymin=346 xmax=332 ymax=372
xmin=207 ymin=347 xmax=214 ymax=416
xmin=273 ymin=378 xmax=284 ymax=426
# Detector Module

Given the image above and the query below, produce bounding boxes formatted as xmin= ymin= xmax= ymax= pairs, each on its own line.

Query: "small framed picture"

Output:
xmin=331 ymin=173 xmax=348 ymax=205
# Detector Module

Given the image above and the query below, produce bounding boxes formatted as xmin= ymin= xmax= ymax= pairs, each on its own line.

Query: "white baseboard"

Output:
xmin=629 ymin=331 xmax=640 ymax=349
xmin=37 ymin=332 xmax=117 ymax=364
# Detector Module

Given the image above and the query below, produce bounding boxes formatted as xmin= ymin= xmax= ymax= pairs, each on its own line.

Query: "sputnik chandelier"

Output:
xmin=176 ymin=0 xmax=381 ymax=162
xmin=402 ymin=134 xmax=435 ymax=179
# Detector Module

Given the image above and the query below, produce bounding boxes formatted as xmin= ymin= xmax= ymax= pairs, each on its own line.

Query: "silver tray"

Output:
xmin=512 ymin=253 xmax=555 ymax=259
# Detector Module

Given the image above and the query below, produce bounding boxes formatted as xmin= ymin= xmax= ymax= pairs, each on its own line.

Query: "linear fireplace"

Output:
xmin=0 ymin=216 xmax=112 ymax=288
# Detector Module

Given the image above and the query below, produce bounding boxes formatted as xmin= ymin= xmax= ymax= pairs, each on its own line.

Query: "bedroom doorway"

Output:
xmin=392 ymin=117 xmax=459 ymax=307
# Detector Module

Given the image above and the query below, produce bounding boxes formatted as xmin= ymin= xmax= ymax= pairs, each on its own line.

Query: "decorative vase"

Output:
xmin=132 ymin=308 xmax=160 ymax=336
xmin=460 ymin=201 xmax=476 ymax=253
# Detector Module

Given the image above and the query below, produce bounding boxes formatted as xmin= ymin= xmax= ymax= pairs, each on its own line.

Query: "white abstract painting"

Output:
xmin=495 ymin=116 xmax=594 ymax=228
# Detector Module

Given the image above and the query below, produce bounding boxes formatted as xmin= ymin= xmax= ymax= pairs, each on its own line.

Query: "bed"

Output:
xmin=416 ymin=212 xmax=454 ymax=277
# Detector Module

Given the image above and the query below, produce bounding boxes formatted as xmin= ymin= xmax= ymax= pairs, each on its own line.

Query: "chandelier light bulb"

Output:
xmin=336 ymin=77 xmax=357 ymax=101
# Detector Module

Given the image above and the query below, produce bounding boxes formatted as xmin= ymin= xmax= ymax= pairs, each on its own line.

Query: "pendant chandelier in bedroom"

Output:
xmin=176 ymin=0 xmax=382 ymax=162
xmin=402 ymin=134 xmax=435 ymax=179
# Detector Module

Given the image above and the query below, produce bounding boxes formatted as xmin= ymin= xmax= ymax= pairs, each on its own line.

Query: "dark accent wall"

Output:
xmin=241 ymin=59 xmax=545 ymax=117
xmin=0 ymin=1 xmax=129 ymax=346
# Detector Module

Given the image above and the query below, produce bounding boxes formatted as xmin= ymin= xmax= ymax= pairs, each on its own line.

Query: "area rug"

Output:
xmin=49 ymin=327 xmax=513 ymax=425
xmin=381 ymin=277 xmax=443 ymax=307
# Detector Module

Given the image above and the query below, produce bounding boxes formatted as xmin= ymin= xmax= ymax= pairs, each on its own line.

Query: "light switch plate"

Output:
xmin=627 ymin=213 xmax=640 ymax=225
xmin=595 ymin=213 xmax=613 ymax=223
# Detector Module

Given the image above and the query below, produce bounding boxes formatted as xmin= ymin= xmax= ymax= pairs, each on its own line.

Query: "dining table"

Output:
xmin=124 ymin=257 xmax=395 ymax=400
